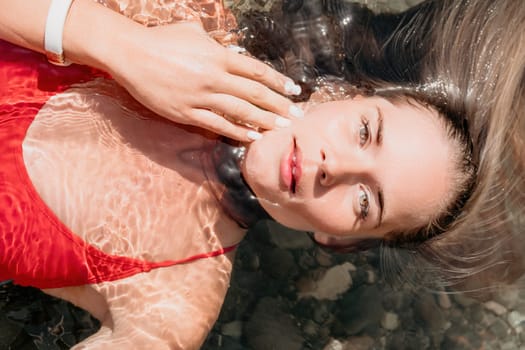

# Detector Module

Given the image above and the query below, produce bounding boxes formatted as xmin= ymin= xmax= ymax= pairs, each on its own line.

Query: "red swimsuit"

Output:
xmin=0 ymin=40 xmax=236 ymax=289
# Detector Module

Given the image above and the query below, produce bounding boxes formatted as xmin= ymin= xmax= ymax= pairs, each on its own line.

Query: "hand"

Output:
xmin=107 ymin=22 xmax=303 ymax=142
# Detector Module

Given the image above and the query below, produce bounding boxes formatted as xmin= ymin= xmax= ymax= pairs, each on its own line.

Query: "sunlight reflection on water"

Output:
xmin=2 ymin=0 xmax=524 ymax=349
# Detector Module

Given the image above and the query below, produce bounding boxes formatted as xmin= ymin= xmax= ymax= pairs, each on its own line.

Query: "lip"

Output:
xmin=280 ymin=137 xmax=302 ymax=193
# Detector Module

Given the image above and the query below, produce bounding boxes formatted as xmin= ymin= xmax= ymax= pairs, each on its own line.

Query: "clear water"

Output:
xmin=3 ymin=223 xmax=525 ymax=349
xmin=1 ymin=1 xmax=524 ymax=350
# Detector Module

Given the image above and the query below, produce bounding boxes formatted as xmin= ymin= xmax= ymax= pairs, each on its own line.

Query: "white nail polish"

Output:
xmin=285 ymin=80 xmax=299 ymax=95
xmin=292 ymin=84 xmax=302 ymax=96
xmin=275 ymin=116 xmax=292 ymax=127
xmin=247 ymin=130 xmax=263 ymax=141
xmin=227 ymin=44 xmax=246 ymax=53
xmin=289 ymin=105 xmax=304 ymax=118
xmin=284 ymin=81 xmax=294 ymax=95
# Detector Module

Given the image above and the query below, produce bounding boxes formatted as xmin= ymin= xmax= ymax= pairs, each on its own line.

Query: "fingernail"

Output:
xmin=291 ymin=84 xmax=302 ymax=96
xmin=285 ymin=80 xmax=302 ymax=96
xmin=247 ymin=130 xmax=263 ymax=141
xmin=289 ymin=105 xmax=304 ymax=118
xmin=227 ymin=44 xmax=246 ymax=53
xmin=275 ymin=116 xmax=291 ymax=127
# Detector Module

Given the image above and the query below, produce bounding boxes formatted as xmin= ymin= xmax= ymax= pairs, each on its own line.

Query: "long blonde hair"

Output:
xmin=384 ymin=0 xmax=525 ymax=294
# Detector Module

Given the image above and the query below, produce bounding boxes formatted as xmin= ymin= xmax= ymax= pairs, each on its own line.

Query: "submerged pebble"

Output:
xmin=297 ymin=263 xmax=354 ymax=301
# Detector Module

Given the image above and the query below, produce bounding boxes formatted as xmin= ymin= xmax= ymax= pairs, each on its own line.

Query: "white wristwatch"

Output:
xmin=44 ymin=0 xmax=74 ymax=66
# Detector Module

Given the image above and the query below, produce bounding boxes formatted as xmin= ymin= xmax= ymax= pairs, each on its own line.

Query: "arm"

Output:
xmin=0 ymin=0 xmax=303 ymax=142
xmin=58 ymin=254 xmax=237 ymax=350
xmin=0 ymin=0 xmax=122 ymax=72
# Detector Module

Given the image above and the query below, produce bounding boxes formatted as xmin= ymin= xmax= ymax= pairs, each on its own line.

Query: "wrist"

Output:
xmin=61 ymin=0 xmax=140 ymax=74
xmin=44 ymin=0 xmax=74 ymax=66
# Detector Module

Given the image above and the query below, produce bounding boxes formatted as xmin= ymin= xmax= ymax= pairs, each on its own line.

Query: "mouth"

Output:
xmin=281 ymin=137 xmax=302 ymax=194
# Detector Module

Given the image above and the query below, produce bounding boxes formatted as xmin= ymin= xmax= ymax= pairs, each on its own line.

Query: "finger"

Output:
xmin=226 ymin=51 xmax=302 ymax=97
xmin=219 ymin=74 xmax=304 ymax=120
xmin=205 ymin=93 xmax=293 ymax=131
xmin=191 ymin=108 xmax=263 ymax=142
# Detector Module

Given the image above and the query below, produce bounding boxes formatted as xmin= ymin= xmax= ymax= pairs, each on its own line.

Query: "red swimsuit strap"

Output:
xmin=146 ymin=244 xmax=238 ymax=269
xmin=0 ymin=40 xmax=239 ymax=289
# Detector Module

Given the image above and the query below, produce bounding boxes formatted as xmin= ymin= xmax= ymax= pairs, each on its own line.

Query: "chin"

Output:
xmin=242 ymin=141 xmax=279 ymax=196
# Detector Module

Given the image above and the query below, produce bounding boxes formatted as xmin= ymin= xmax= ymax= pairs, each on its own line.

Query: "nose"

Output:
xmin=318 ymin=148 xmax=373 ymax=187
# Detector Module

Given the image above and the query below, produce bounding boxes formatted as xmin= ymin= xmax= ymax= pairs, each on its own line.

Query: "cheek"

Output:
xmin=287 ymin=195 xmax=355 ymax=235
xmin=242 ymin=139 xmax=277 ymax=189
xmin=307 ymin=188 xmax=356 ymax=233
xmin=256 ymin=198 xmax=315 ymax=233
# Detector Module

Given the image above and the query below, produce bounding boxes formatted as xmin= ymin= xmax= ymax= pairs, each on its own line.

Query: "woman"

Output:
xmin=244 ymin=0 xmax=524 ymax=293
xmin=0 ymin=2 xmax=477 ymax=349
xmin=0 ymin=41 xmax=474 ymax=349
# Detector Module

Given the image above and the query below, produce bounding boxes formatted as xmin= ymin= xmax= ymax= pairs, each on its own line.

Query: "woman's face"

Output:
xmin=242 ymin=96 xmax=456 ymax=243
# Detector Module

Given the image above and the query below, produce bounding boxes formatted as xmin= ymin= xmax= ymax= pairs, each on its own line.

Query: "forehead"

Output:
xmin=376 ymin=97 xmax=454 ymax=231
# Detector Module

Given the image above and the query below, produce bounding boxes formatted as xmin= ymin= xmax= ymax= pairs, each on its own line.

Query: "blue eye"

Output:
xmin=358 ymin=189 xmax=370 ymax=220
xmin=359 ymin=119 xmax=370 ymax=146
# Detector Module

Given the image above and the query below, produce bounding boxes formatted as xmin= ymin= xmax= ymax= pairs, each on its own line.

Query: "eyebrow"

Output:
xmin=376 ymin=188 xmax=385 ymax=229
xmin=375 ymin=107 xmax=385 ymax=229
xmin=376 ymin=106 xmax=384 ymax=146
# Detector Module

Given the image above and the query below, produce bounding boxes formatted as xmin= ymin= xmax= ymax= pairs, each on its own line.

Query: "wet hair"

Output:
xmin=372 ymin=1 xmax=523 ymax=294
xmin=399 ymin=0 xmax=525 ymax=294
xmin=238 ymin=0 xmax=438 ymax=100
xmin=238 ymin=0 xmax=524 ymax=292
